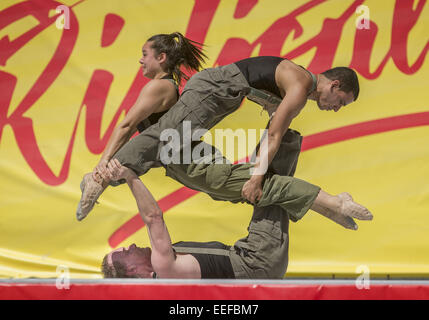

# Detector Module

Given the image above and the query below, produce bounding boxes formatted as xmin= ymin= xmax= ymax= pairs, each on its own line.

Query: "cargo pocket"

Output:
xmin=157 ymin=100 xmax=196 ymax=131
xmin=179 ymin=91 xmax=213 ymax=127
xmin=205 ymin=163 xmax=232 ymax=189
xmin=206 ymin=67 xmax=246 ymax=110
xmin=246 ymin=219 xmax=283 ymax=252
xmin=251 ymin=268 xmax=269 ymax=279
xmin=206 ymin=67 xmax=224 ymax=82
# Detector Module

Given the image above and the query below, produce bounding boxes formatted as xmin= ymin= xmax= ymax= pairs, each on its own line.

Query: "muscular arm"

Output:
xmin=257 ymin=86 xmax=305 ymax=166
xmin=242 ymin=63 xmax=312 ymax=203
xmin=125 ymin=172 xmax=177 ymax=275
xmin=95 ymin=80 xmax=177 ymax=180
xmin=107 ymin=159 xmax=200 ymax=278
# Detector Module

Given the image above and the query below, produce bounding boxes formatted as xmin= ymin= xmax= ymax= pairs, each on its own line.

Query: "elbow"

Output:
xmin=144 ymin=209 xmax=164 ymax=226
xmin=267 ymin=131 xmax=281 ymax=141
xmin=267 ymin=132 xmax=282 ymax=148
xmin=114 ymin=121 xmax=137 ymax=142
xmin=117 ymin=119 xmax=136 ymax=133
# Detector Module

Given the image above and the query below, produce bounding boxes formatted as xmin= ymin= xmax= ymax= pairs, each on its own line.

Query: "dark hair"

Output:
xmin=147 ymin=32 xmax=207 ymax=85
xmin=101 ymin=254 xmax=117 ymax=278
xmin=101 ymin=251 xmax=153 ymax=278
xmin=101 ymin=254 xmax=134 ymax=278
xmin=321 ymin=67 xmax=360 ymax=100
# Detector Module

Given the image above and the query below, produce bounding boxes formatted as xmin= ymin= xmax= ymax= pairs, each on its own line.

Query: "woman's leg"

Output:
xmin=76 ymin=66 xmax=248 ymax=221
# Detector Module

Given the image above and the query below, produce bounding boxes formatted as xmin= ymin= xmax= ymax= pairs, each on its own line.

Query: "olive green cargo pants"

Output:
xmin=165 ymin=129 xmax=320 ymax=223
xmin=113 ymin=63 xmax=250 ymax=175
xmin=165 ymin=129 xmax=320 ymax=279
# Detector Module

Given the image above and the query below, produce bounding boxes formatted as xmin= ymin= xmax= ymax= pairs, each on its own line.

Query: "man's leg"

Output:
xmin=310 ymin=190 xmax=372 ymax=230
xmin=229 ymin=205 xmax=290 ymax=279
xmin=166 ymin=144 xmax=372 ymax=229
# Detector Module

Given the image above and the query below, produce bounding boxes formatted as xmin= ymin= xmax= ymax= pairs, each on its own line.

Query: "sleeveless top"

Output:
xmin=136 ymin=75 xmax=179 ymax=133
xmin=234 ymin=56 xmax=317 ymax=98
xmin=171 ymin=241 xmax=235 ymax=279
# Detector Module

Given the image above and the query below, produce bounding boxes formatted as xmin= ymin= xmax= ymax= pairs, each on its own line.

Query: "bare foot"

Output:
xmin=312 ymin=202 xmax=359 ymax=230
xmin=311 ymin=191 xmax=373 ymax=230
xmin=338 ymin=193 xmax=373 ymax=221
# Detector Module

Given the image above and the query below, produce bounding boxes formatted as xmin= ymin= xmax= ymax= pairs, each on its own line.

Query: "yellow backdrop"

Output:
xmin=1 ymin=0 xmax=428 ymax=279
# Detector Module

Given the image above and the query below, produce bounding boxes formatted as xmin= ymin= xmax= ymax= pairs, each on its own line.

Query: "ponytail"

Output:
xmin=147 ymin=32 xmax=207 ymax=85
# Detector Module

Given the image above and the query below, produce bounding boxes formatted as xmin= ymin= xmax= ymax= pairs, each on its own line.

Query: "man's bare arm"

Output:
xmin=241 ymin=86 xmax=307 ymax=203
xmin=106 ymin=159 xmax=201 ymax=278
xmin=106 ymin=159 xmax=176 ymax=275
xmin=241 ymin=60 xmax=316 ymax=203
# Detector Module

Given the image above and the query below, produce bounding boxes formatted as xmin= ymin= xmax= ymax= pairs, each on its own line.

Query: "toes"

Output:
xmin=76 ymin=204 xmax=85 ymax=221
xmin=340 ymin=194 xmax=373 ymax=221
xmin=345 ymin=216 xmax=358 ymax=230
xmin=363 ymin=210 xmax=373 ymax=220
xmin=352 ymin=207 xmax=373 ymax=220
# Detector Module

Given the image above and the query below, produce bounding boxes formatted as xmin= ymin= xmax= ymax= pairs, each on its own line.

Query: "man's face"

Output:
xmin=107 ymin=244 xmax=153 ymax=278
xmin=317 ymin=80 xmax=355 ymax=112
xmin=139 ymin=41 xmax=162 ymax=79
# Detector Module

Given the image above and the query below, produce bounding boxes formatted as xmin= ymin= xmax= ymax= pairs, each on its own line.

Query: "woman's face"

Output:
xmin=139 ymin=41 xmax=163 ymax=79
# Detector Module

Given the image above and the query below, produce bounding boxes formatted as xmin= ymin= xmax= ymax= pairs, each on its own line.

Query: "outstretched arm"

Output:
xmin=106 ymin=159 xmax=200 ymax=278
xmin=94 ymin=80 xmax=177 ymax=182
xmin=106 ymin=159 xmax=175 ymax=271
